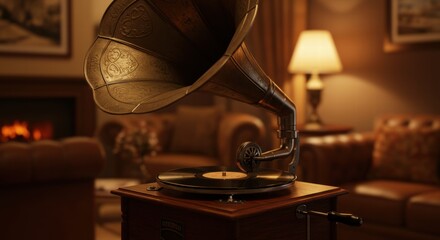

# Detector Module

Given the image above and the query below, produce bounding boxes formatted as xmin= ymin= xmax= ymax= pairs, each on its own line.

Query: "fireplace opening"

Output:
xmin=1 ymin=120 xmax=53 ymax=142
xmin=0 ymin=98 xmax=75 ymax=143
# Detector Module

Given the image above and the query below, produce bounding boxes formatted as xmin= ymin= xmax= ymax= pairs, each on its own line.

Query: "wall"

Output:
xmin=308 ymin=0 xmax=440 ymax=131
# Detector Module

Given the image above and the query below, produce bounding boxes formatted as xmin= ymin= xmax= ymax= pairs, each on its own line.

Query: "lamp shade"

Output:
xmin=288 ymin=30 xmax=342 ymax=74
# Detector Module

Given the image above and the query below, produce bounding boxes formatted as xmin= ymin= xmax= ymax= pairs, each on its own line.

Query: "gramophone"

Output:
xmin=84 ymin=0 xmax=299 ymax=195
xmin=85 ymin=0 xmax=363 ymax=231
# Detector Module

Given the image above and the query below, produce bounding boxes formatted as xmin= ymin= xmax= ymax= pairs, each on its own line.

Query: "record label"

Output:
xmin=202 ymin=171 xmax=248 ymax=180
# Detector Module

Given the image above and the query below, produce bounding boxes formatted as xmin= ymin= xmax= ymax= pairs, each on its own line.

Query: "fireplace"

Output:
xmin=0 ymin=76 xmax=96 ymax=142
xmin=0 ymin=98 xmax=75 ymax=142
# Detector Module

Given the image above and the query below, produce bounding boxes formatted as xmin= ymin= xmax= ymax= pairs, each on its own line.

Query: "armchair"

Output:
xmin=97 ymin=106 xmax=266 ymax=181
xmin=300 ymin=114 xmax=440 ymax=240
xmin=0 ymin=137 xmax=105 ymax=240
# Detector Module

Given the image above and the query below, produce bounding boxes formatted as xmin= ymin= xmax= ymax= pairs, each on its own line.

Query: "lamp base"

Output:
xmin=306 ymin=89 xmax=322 ymax=128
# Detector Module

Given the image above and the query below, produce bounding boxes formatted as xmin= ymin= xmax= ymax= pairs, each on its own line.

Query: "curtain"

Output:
xmin=246 ymin=0 xmax=307 ymax=85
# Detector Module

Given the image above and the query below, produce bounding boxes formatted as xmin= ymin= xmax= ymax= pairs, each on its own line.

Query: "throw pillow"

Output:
xmin=370 ymin=127 xmax=440 ymax=184
xmin=169 ymin=106 xmax=222 ymax=157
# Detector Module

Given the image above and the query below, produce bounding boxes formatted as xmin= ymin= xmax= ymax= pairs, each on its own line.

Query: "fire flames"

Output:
xmin=1 ymin=121 xmax=52 ymax=143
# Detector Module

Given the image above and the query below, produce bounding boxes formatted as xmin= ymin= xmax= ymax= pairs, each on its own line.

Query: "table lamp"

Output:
xmin=288 ymin=30 xmax=342 ymax=128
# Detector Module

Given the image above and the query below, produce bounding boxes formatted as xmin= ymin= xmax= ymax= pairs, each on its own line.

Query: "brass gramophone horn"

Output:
xmin=84 ymin=0 xmax=299 ymax=174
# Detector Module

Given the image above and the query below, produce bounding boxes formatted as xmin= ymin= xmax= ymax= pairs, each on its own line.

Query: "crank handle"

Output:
xmin=296 ymin=204 xmax=363 ymax=226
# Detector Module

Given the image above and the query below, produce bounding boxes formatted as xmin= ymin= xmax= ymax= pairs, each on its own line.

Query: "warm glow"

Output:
xmin=1 ymin=121 xmax=31 ymax=141
xmin=288 ymin=30 xmax=342 ymax=74
xmin=1 ymin=121 xmax=52 ymax=142
xmin=33 ymin=129 xmax=42 ymax=141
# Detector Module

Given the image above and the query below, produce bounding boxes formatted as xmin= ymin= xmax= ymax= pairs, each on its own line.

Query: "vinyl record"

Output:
xmin=157 ymin=166 xmax=296 ymax=195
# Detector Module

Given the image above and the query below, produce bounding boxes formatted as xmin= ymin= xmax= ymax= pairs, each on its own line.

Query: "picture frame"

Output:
xmin=0 ymin=0 xmax=71 ymax=57
xmin=384 ymin=0 xmax=440 ymax=52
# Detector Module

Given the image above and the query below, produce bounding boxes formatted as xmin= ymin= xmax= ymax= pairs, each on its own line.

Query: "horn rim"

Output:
xmin=84 ymin=0 xmax=259 ymax=114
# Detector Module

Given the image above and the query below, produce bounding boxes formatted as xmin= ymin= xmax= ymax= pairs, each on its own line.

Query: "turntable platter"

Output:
xmin=157 ymin=166 xmax=296 ymax=195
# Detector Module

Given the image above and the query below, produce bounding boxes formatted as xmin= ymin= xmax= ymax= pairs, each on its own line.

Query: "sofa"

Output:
xmin=299 ymin=114 xmax=440 ymax=240
xmin=0 ymin=137 xmax=105 ymax=240
xmin=96 ymin=105 xmax=266 ymax=181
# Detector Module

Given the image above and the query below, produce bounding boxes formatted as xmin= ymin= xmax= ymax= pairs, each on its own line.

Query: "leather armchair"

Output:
xmin=300 ymin=132 xmax=375 ymax=186
xmin=0 ymin=137 xmax=105 ymax=240
xmin=300 ymin=114 xmax=440 ymax=240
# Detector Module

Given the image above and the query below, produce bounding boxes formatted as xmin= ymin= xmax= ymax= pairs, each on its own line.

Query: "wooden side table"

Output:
xmin=112 ymin=181 xmax=347 ymax=240
xmin=298 ymin=124 xmax=352 ymax=137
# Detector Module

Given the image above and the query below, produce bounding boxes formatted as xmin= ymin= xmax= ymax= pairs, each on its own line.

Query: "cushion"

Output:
xmin=339 ymin=180 xmax=438 ymax=226
xmin=142 ymin=114 xmax=174 ymax=151
xmin=407 ymin=190 xmax=440 ymax=235
xmin=169 ymin=106 xmax=221 ymax=157
xmin=370 ymin=127 xmax=440 ymax=184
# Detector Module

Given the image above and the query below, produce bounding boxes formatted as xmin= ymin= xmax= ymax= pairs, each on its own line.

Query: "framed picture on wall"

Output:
xmin=384 ymin=0 xmax=440 ymax=52
xmin=0 ymin=0 xmax=71 ymax=57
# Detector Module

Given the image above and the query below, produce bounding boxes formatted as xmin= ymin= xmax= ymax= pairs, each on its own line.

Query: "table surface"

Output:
xmin=95 ymin=178 xmax=140 ymax=199
xmin=298 ymin=124 xmax=352 ymax=136
xmin=112 ymin=181 xmax=346 ymax=219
